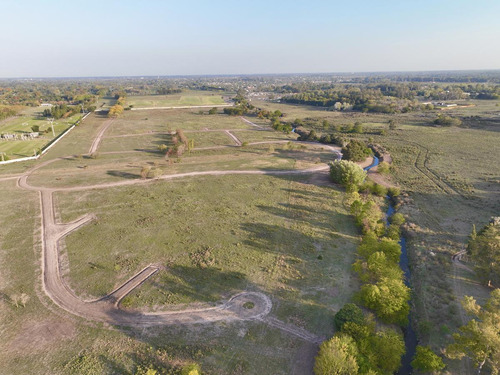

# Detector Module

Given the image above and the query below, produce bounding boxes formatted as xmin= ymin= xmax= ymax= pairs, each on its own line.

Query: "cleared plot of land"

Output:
xmin=55 ymin=174 xmax=358 ymax=333
xmin=127 ymin=92 xmax=226 ymax=108
xmin=104 ymin=111 xmax=255 ymax=136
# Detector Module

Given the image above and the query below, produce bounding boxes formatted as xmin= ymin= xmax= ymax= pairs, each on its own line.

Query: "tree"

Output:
xmin=329 ymin=160 xmax=367 ymax=192
xmin=108 ymin=104 xmax=124 ymax=117
xmin=314 ymin=335 xmax=359 ymax=375
xmin=342 ymin=140 xmax=372 ymax=162
xmin=446 ymin=290 xmax=500 ymax=374
xmin=411 ymin=346 xmax=445 ymax=373
xmin=388 ymin=119 xmax=397 ymax=130
xmin=359 ymin=277 xmax=410 ymax=325
xmin=353 ymin=122 xmax=364 ymax=134
xmin=180 ymin=363 xmax=201 ymax=375
xmin=467 ymin=218 xmax=500 ymax=287
xmin=334 ymin=303 xmax=365 ymax=330
xmin=140 ymin=166 xmax=151 ymax=179
xmin=208 ymin=107 xmax=217 ymax=115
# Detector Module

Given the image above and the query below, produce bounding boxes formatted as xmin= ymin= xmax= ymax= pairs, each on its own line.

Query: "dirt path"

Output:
xmin=240 ymin=116 xmax=265 ymax=129
xmin=88 ymin=118 xmax=115 ymax=154
xmin=104 ymin=265 xmax=160 ymax=306
xmin=224 ymin=130 xmax=242 ymax=146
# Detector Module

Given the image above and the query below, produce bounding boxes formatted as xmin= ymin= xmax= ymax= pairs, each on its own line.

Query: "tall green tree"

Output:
xmin=446 ymin=290 xmax=500 ymax=374
xmin=411 ymin=346 xmax=445 ymax=373
xmin=314 ymin=335 xmax=359 ymax=375
xmin=467 ymin=218 xmax=500 ymax=287
xmin=329 ymin=160 xmax=367 ymax=192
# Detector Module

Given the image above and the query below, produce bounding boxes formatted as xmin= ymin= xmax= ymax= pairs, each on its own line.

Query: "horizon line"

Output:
xmin=1 ymin=68 xmax=500 ymax=80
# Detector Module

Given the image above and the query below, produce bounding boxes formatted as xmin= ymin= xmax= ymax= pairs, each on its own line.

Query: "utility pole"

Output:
xmin=48 ymin=117 xmax=55 ymax=137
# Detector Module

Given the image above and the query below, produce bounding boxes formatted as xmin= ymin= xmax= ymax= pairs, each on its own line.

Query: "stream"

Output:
xmin=363 ymin=156 xmax=417 ymax=375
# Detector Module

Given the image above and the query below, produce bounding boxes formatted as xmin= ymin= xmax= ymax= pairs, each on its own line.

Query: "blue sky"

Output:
xmin=0 ymin=0 xmax=499 ymax=77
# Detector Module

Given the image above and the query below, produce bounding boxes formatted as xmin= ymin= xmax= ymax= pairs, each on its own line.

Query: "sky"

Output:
xmin=0 ymin=0 xmax=499 ymax=77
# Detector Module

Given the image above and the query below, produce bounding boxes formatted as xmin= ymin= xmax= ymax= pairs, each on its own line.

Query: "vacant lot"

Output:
xmin=127 ymin=91 xmax=226 ymax=108
xmin=0 ymin=103 xmax=362 ymax=374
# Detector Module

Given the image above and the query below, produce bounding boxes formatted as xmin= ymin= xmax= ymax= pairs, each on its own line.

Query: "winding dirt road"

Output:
xmin=13 ymin=116 xmax=341 ymax=341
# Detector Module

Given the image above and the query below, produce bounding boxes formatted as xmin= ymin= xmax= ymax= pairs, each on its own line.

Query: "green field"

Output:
xmin=127 ymin=91 xmax=227 ymax=108
xmin=0 ymin=103 xmax=361 ymax=375
xmin=0 ymin=107 xmax=82 ymax=159
xmin=3 ymin=94 xmax=498 ymax=374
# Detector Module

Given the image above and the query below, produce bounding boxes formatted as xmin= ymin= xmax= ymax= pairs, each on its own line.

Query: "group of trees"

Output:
xmin=0 ymin=105 xmax=20 ymax=121
xmin=42 ymin=104 xmax=79 ymax=119
xmin=352 ymin=232 xmax=410 ymax=325
xmin=278 ymin=82 xmax=500 ymax=114
xmin=315 ymin=303 xmax=405 ymax=375
xmin=467 ymin=218 xmax=500 ymax=287
xmin=158 ymin=129 xmax=193 ymax=159
xmin=108 ymin=104 xmax=124 ymax=117
xmin=223 ymin=93 xmax=254 ymax=116
xmin=446 ymin=290 xmax=500 ymax=374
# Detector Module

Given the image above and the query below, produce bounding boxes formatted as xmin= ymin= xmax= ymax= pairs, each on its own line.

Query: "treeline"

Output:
xmin=280 ymin=82 xmax=500 ymax=113
xmin=316 ymin=161 xmax=421 ymax=373
xmin=42 ymin=104 xmax=79 ymax=119
xmin=0 ymin=105 xmax=20 ymax=121
xmin=223 ymin=93 xmax=255 ymax=116
xmin=156 ymin=88 xmax=182 ymax=95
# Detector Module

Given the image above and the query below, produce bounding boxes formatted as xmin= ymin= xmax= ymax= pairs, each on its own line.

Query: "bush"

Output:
xmin=371 ymin=184 xmax=387 ymax=197
xmin=434 ymin=114 xmax=462 ymax=127
xmin=377 ymin=161 xmax=391 ymax=174
xmin=387 ymin=187 xmax=401 ymax=197
xmin=180 ymin=363 xmax=201 ymax=375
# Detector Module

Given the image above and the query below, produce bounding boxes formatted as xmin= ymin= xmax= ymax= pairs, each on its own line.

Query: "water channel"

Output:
xmin=363 ymin=156 xmax=417 ymax=375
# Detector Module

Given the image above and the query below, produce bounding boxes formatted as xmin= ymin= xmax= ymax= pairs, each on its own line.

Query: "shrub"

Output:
xmin=377 ymin=161 xmax=391 ymax=174
xmin=434 ymin=114 xmax=462 ymax=127
xmin=387 ymin=187 xmax=401 ymax=197
xmin=371 ymin=184 xmax=387 ymax=197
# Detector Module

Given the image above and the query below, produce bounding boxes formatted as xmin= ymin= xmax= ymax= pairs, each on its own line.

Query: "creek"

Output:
xmin=363 ymin=156 xmax=417 ymax=375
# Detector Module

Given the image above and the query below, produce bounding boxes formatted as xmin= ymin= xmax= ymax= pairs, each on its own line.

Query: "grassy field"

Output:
xmin=4 ymin=95 xmax=498 ymax=374
xmin=0 ymin=107 xmax=82 ymax=159
xmin=55 ymin=174 xmax=358 ymax=330
xmin=0 ymin=104 xmax=362 ymax=374
xmin=127 ymin=91 xmax=226 ymax=108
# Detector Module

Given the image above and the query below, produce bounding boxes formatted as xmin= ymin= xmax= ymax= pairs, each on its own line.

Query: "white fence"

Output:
xmin=0 ymin=112 xmax=91 ymax=166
